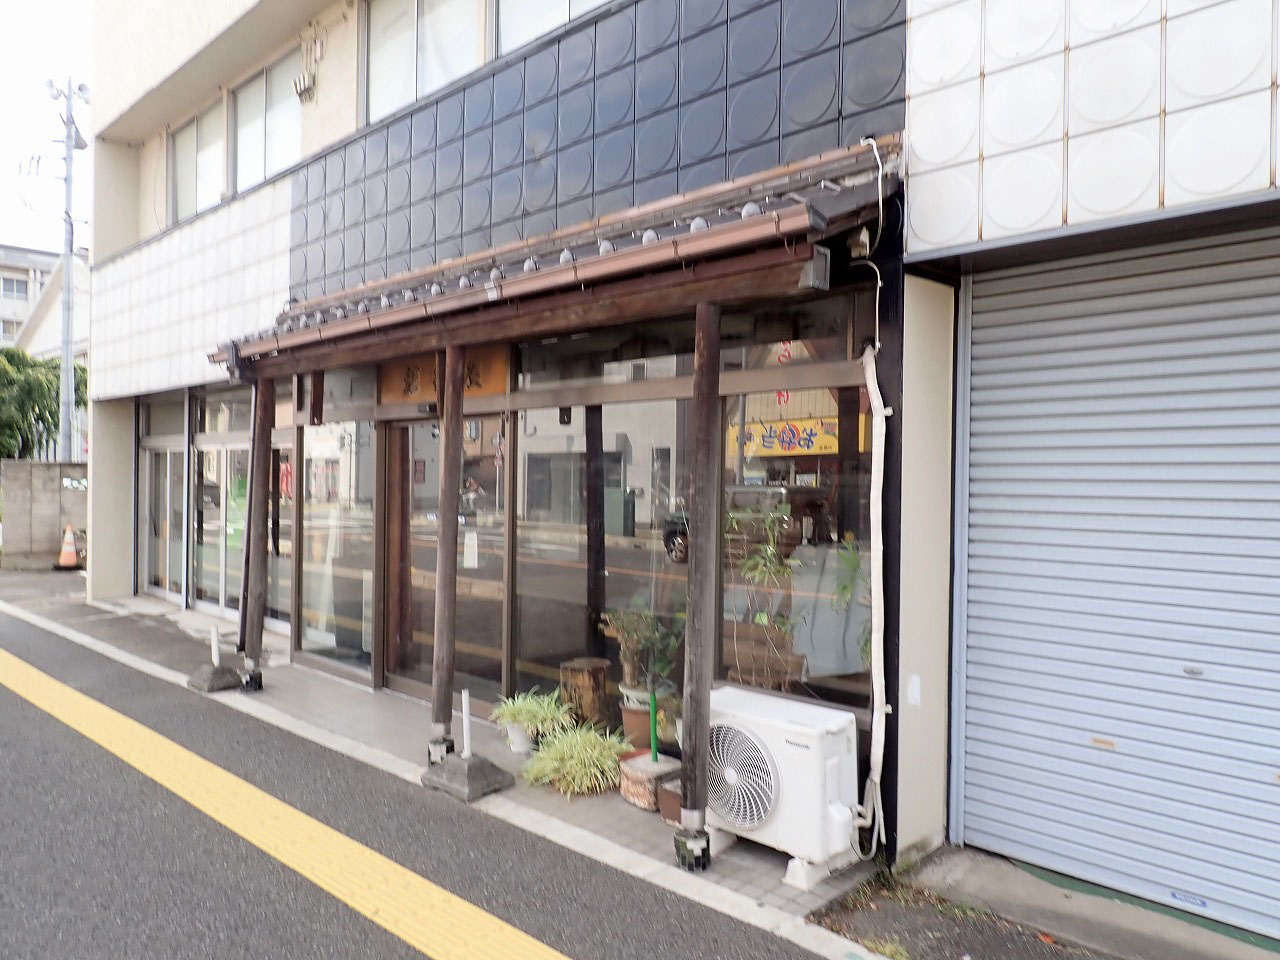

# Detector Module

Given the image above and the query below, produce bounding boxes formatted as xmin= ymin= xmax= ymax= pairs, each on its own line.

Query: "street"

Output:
xmin=0 ymin=612 xmax=820 ymax=960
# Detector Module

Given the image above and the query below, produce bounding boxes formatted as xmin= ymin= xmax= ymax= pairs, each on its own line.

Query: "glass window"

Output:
xmin=419 ymin=0 xmax=484 ymax=96
xmin=234 ymin=73 xmax=267 ymax=192
xmin=141 ymin=397 xmax=186 ymax=437
xmin=172 ymin=120 xmax=198 ymax=221
xmin=322 ymin=365 xmax=377 ymax=407
xmin=192 ymin=449 xmax=224 ymax=604
xmin=720 ymin=386 xmax=872 ymax=704
xmin=267 ymin=448 xmax=294 ymax=624
xmin=368 ymin=0 xmax=417 ymax=121
xmin=172 ymin=102 xmax=225 ymax=221
xmin=499 ymin=1 xmax=566 ymax=54
xmin=195 ymin=103 xmax=226 ymax=212
xmin=300 ymin=421 xmax=377 ymax=668
xmin=265 ymin=50 xmax=302 ymax=177
xmin=515 ymin=400 xmax=691 ymax=747
xmin=195 ymin=389 xmax=253 ymax=434
xmin=386 ymin=416 xmax=505 ymax=702
xmin=1 ymin=277 xmax=29 ymax=300
xmin=234 ymin=49 xmax=303 ymax=193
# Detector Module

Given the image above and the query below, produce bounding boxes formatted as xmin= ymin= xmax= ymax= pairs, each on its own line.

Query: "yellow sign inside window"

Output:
xmin=724 ymin=415 xmax=867 ymax=460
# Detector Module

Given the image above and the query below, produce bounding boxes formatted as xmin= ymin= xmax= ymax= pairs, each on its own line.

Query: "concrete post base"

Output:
xmin=420 ymin=753 xmax=514 ymax=802
xmin=186 ymin=664 xmax=243 ymax=693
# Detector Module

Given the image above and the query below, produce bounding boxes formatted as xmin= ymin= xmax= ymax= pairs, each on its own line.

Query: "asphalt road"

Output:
xmin=0 ymin=612 xmax=819 ymax=960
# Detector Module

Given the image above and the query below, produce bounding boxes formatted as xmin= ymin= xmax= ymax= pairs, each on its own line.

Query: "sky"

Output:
xmin=0 ymin=0 xmax=93 ymax=254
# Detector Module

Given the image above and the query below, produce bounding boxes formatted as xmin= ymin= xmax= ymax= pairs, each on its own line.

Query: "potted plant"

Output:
xmin=522 ymin=725 xmax=631 ymax=797
xmin=489 ymin=688 xmax=574 ymax=755
xmin=601 ymin=606 xmax=682 ymax=750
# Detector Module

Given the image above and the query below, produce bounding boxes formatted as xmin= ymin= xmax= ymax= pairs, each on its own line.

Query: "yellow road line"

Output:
xmin=0 ymin=647 xmax=569 ymax=960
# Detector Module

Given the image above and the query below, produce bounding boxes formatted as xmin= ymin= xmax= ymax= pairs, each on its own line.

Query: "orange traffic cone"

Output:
xmin=54 ymin=524 xmax=81 ymax=571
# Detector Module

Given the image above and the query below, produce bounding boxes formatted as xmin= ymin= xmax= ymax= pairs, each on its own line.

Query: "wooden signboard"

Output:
xmin=378 ymin=344 xmax=508 ymax=405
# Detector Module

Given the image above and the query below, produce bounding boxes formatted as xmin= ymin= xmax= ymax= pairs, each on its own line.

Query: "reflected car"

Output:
xmin=661 ymin=485 xmax=812 ymax=563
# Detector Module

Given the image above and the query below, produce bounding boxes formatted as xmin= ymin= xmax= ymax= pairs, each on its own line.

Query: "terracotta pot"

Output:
xmin=621 ymin=704 xmax=651 ymax=750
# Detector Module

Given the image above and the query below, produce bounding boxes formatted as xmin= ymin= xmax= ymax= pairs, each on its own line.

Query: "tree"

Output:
xmin=0 ymin=348 xmax=88 ymax=460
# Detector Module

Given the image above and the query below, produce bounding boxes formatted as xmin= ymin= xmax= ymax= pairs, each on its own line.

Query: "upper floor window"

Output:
xmin=365 ymin=0 xmax=611 ymax=122
xmin=235 ymin=50 xmax=303 ymax=192
xmin=1 ymin=277 xmax=29 ymax=301
xmin=499 ymin=0 xmax=609 ymax=55
xmin=368 ymin=0 xmax=485 ymax=122
xmin=172 ymin=102 xmax=225 ymax=222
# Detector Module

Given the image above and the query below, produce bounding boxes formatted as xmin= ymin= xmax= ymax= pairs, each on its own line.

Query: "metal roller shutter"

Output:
xmin=955 ymin=229 xmax=1280 ymax=939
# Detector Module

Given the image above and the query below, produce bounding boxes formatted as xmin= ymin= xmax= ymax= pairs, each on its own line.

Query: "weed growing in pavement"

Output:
xmin=863 ymin=938 xmax=911 ymax=960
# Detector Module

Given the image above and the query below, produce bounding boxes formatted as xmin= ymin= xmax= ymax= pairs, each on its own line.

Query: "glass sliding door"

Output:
xmin=191 ymin=449 xmax=224 ymax=604
xmin=267 ymin=448 xmax=293 ymax=624
xmin=167 ymin=451 xmax=184 ymax=596
xmin=386 ymin=418 xmax=504 ymax=702
xmin=145 ymin=451 xmax=168 ymax=592
xmin=225 ymin=450 xmax=250 ymax=611
xmin=300 ymin=421 xmax=376 ymax=670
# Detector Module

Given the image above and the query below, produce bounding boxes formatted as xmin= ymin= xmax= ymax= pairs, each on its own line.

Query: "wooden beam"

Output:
xmin=584 ymin=405 xmax=606 ymax=659
xmin=679 ymin=302 xmax=721 ymax=854
xmin=429 ymin=345 xmax=465 ymax=750
xmin=308 ymin=370 xmax=325 ymax=425
xmin=245 ymin=247 xmax=814 ymax=378
xmin=241 ymin=377 xmax=275 ymax=678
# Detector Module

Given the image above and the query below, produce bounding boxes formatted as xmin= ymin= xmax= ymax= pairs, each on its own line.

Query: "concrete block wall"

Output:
xmin=0 ymin=461 xmax=88 ymax=568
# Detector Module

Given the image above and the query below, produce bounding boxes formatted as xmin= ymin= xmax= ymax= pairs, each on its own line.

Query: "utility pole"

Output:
xmin=48 ymin=77 xmax=89 ymax=462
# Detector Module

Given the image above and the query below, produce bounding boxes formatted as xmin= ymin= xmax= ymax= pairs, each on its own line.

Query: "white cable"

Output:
xmin=858 ymin=137 xmax=885 ymax=256
xmin=855 ymin=343 xmax=889 ymax=860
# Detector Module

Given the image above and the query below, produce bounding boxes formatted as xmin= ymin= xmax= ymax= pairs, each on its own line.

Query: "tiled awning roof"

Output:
xmin=214 ymin=135 xmax=899 ymax=368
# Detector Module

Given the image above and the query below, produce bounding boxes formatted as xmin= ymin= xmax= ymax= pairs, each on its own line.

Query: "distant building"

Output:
xmin=0 ymin=244 xmax=58 ymax=346
xmin=16 ymin=252 xmax=90 ymax=462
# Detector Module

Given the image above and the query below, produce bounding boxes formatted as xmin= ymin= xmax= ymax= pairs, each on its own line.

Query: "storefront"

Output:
xmin=205 ymin=140 xmax=928 ymax=863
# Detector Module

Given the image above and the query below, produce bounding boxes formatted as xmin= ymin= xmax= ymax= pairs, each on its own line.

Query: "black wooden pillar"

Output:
xmin=584 ymin=404 xmax=606 ymax=658
xmin=429 ymin=345 xmax=465 ymax=758
xmin=241 ymin=376 xmax=275 ymax=687
xmin=676 ymin=302 xmax=720 ymax=871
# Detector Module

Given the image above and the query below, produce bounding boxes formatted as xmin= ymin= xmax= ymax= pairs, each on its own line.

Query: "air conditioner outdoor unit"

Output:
xmin=706 ymin=685 xmax=861 ymax=890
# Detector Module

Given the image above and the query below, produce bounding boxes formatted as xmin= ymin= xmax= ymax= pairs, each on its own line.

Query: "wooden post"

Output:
xmin=559 ymin=656 xmax=611 ymax=726
xmin=676 ymin=302 xmax=720 ymax=871
xmin=429 ymin=345 xmax=465 ymax=757
xmin=584 ymin=404 xmax=606 ymax=658
xmin=241 ymin=376 xmax=275 ymax=686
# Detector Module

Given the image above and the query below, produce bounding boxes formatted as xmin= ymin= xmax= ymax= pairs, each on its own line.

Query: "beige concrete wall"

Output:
xmin=91 ymin=0 xmax=260 ymax=136
xmin=301 ymin=2 xmax=360 ymax=157
xmin=87 ymin=399 xmax=137 ymax=599
xmin=894 ymin=274 xmax=957 ymax=863
xmin=92 ymin=140 xmax=141 ymax=261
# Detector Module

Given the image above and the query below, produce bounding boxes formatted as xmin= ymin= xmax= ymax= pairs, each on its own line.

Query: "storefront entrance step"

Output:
xmin=421 ymin=752 xmax=515 ymax=802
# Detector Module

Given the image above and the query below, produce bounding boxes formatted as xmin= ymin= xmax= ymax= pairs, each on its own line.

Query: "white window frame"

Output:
xmin=1 ymin=277 xmax=29 ymax=300
xmin=232 ymin=48 xmax=303 ymax=194
xmin=169 ymin=100 xmax=226 ymax=225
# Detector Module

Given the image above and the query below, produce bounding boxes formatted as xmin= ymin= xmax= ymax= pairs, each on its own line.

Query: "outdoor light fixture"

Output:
xmin=690 ymin=216 xmax=710 ymax=233
xmin=598 ymin=238 xmax=615 ymax=255
xmin=559 ymin=248 xmax=574 ymax=264
xmin=741 ymin=201 xmax=763 ymax=218
xmin=430 ymin=282 xmax=444 ymax=296
xmin=490 ymin=267 xmax=503 ymax=283
xmin=523 ymin=257 xmax=538 ymax=272
xmin=642 ymin=228 xmax=659 ymax=245
xmin=459 ymin=276 xmax=472 ymax=289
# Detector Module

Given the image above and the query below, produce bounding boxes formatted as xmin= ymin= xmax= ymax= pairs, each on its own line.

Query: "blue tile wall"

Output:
xmin=289 ymin=0 xmax=905 ymax=301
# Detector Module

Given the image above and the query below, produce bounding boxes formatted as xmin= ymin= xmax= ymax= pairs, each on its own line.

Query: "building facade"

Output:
xmin=0 ymin=244 xmax=58 ymax=346
xmin=86 ymin=0 xmax=1280 ymax=940
xmin=904 ymin=0 xmax=1280 ymax=942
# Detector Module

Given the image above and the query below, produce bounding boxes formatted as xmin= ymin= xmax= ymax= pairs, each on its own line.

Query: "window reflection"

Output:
xmin=720 ymin=387 xmax=872 ymax=703
xmin=515 ymin=400 xmax=690 ymax=728
xmin=300 ymin=421 xmax=376 ymax=668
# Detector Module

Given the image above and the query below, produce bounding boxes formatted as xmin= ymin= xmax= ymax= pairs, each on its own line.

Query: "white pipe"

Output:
xmin=460 ymin=689 xmax=473 ymax=759
xmin=856 ymin=344 xmax=889 ymax=860
xmin=210 ymin=626 xmax=221 ymax=667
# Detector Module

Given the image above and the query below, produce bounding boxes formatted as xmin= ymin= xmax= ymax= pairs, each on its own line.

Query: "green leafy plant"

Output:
xmin=600 ymin=605 xmax=683 ymax=691
xmin=0 ymin=348 xmax=87 ymax=459
xmin=489 ymin=688 xmax=574 ymax=739
xmin=831 ymin=534 xmax=874 ymax=669
xmin=522 ymin=725 xmax=631 ymax=797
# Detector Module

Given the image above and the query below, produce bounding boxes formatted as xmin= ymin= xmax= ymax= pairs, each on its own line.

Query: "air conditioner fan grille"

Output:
xmin=707 ymin=722 xmax=777 ymax=829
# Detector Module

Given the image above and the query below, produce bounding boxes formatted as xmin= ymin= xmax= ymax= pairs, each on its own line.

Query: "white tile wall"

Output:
xmin=89 ymin=179 xmax=291 ymax=401
xmin=906 ymin=0 xmax=1280 ymax=252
